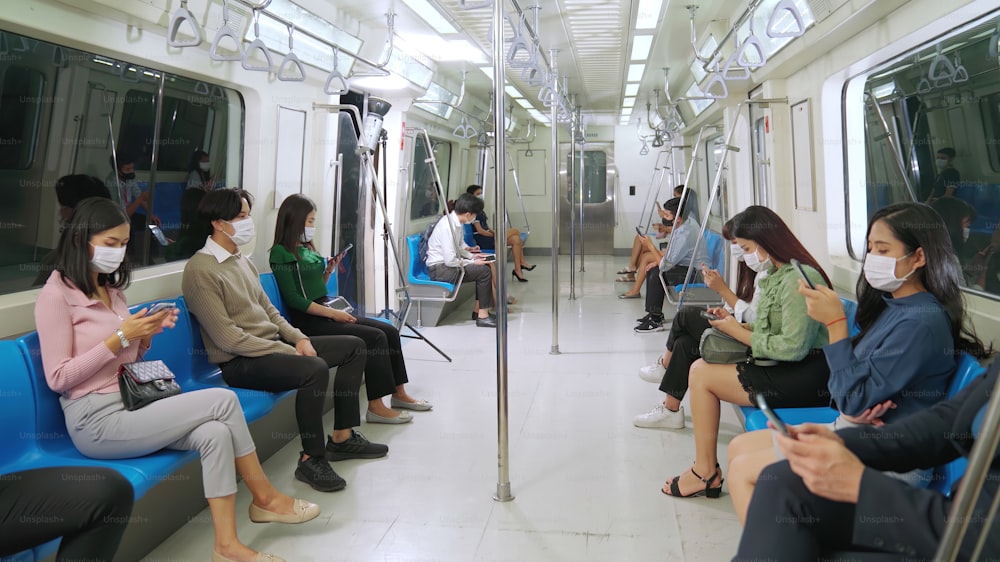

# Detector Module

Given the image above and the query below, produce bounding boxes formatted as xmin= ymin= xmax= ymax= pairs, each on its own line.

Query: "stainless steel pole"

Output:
xmin=549 ymin=48 xmax=560 ymax=355
xmin=492 ymin=0 xmax=513 ymax=503
xmin=577 ymin=126 xmax=585 ymax=272
xmin=568 ymin=98 xmax=577 ymax=300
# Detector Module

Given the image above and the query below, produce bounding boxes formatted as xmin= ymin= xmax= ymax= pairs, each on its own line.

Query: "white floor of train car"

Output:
xmin=144 ymin=255 xmax=744 ymax=562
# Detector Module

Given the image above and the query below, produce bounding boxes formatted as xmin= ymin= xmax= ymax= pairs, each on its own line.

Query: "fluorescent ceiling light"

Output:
xmin=516 ymin=98 xmax=534 ymax=109
xmin=631 ymin=35 xmax=653 ymax=60
xmin=636 ymin=0 xmax=664 ymax=29
xmin=395 ymin=34 xmax=487 ymax=64
xmin=505 ymin=85 xmax=522 ymax=98
xmin=479 ymin=66 xmax=493 ymax=80
xmin=627 ymin=64 xmax=645 ymax=82
xmin=871 ymin=81 xmax=897 ymax=99
xmin=527 ymin=108 xmax=549 ymax=123
xmin=352 ymin=74 xmax=413 ymax=91
xmin=623 ymin=97 xmax=636 ymax=108
xmin=399 ymin=0 xmax=458 ymax=34
xmin=624 ymin=83 xmax=640 ymax=96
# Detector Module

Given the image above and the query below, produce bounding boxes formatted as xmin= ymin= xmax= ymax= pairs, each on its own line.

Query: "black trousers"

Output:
xmin=644 ymin=265 xmax=691 ymax=315
xmin=0 ymin=467 xmax=133 ymax=562
xmin=428 ymin=263 xmax=493 ymax=309
xmin=220 ymin=335 xmax=365 ymax=458
xmin=659 ymin=306 xmax=713 ymax=400
xmin=289 ymin=309 xmax=408 ymax=400
xmin=734 ymin=461 xmax=925 ymax=562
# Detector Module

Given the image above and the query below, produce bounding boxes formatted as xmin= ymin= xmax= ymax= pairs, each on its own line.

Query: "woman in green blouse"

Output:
xmin=270 ymin=195 xmax=430 ymax=424
xmin=661 ymin=206 xmax=832 ymax=499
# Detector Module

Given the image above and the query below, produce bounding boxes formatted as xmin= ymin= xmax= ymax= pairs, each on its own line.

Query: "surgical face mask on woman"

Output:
xmin=301 ymin=226 xmax=316 ymax=243
xmin=730 ymin=243 xmax=744 ymax=261
xmin=863 ymin=252 xmax=915 ymax=292
xmin=90 ymin=244 xmax=127 ymax=274
xmin=199 ymin=161 xmax=211 ymax=171
xmin=742 ymin=246 xmax=772 ymax=272
xmin=225 ymin=218 xmax=255 ymax=246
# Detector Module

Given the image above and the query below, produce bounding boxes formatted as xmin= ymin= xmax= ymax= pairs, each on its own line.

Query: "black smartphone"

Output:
xmin=482 ymin=254 xmax=496 ymax=262
xmin=148 ymin=224 xmax=169 ymax=246
xmin=147 ymin=302 xmax=177 ymax=315
xmin=700 ymin=310 xmax=720 ymax=321
xmin=755 ymin=393 xmax=791 ymax=437
xmin=635 ymin=226 xmax=645 ymax=237
xmin=790 ymin=258 xmax=816 ymax=290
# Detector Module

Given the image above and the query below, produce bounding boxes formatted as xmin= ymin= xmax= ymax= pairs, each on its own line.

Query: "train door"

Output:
xmin=558 ymin=142 xmax=615 ymax=254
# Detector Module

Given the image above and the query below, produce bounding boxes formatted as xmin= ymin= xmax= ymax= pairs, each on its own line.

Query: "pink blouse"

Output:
xmin=35 ymin=271 xmax=147 ymax=399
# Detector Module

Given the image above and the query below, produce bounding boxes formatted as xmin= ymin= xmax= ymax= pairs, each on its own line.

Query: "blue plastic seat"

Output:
xmin=671 ymin=230 xmax=727 ymax=295
xmin=259 ymin=272 xmax=290 ymax=319
xmin=14 ymin=334 xmax=194 ymax=499
xmin=405 ymin=234 xmax=457 ymax=291
xmin=462 ymin=223 xmax=496 ymax=255
xmin=929 ymin=352 xmax=986 ymax=496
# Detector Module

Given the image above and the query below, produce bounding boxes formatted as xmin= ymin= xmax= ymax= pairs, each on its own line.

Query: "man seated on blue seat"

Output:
xmin=733 ymin=357 xmax=1000 ymax=562
xmin=426 ymin=192 xmax=496 ymax=328
xmin=635 ymin=196 xmax=710 ymax=333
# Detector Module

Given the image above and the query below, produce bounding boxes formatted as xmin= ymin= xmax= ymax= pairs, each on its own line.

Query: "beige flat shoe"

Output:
xmin=391 ymin=396 xmax=433 ymax=411
xmin=212 ymin=550 xmax=285 ymax=562
xmin=249 ymin=498 xmax=320 ymax=524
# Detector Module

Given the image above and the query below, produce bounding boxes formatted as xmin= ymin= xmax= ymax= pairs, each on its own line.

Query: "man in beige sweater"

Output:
xmin=182 ymin=188 xmax=386 ymax=493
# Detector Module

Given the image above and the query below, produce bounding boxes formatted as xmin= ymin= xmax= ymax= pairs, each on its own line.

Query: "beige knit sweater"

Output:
xmin=182 ymin=252 xmax=307 ymax=364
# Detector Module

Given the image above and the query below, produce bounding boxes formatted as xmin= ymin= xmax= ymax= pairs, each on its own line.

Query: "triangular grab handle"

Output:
xmin=211 ymin=27 xmax=244 ymax=61
xmin=324 ymin=70 xmax=349 ymax=95
xmin=766 ymin=0 xmax=805 ymax=39
xmin=736 ymin=34 xmax=767 ymax=69
xmin=702 ymin=74 xmax=729 ymax=99
xmin=928 ymin=50 xmax=956 ymax=82
xmin=277 ymin=53 xmax=306 ymax=82
xmin=168 ymin=3 xmax=204 ymax=48
xmin=721 ymin=50 xmax=751 ymax=81
xmin=242 ymin=39 xmax=273 ymax=72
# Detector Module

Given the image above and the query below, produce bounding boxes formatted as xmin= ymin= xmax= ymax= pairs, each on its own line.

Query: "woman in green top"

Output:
xmin=271 ymin=195 xmax=430 ymax=423
xmin=661 ymin=206 xmax=833 ymax=499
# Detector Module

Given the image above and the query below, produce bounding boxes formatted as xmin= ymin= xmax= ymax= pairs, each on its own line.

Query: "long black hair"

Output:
xmin=722 ymin=211 xmax=755 ymax=303
xmin=54 ymin=197 xmax=132 ymax=296
xmin=929 ymin=196 xmax=975 ymax=253
xmin=857 ymin=202 xmax=989 ymax=358
xmin=273 ymin=194 xmax=317 ymax=256
xmin=731 ymin=205 xmax=833 ymax=288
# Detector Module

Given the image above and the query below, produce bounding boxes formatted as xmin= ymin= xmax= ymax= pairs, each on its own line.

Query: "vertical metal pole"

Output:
xmin=332 ymin=153 xmax=344 ymax=258
xmin=145 ymin=72 xmax=167 ymax=266
xmin=549 ymin=49 xmax=560 ymax=355
xmin=577 ymin=125 xmax=585 ymax=272
xmin=568 ymin=98 xmax=577 ymax=300
xmin=492 ymin=0 xmax=513 ymax=503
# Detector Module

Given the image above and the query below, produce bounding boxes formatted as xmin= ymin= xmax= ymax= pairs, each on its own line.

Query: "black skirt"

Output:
xmin=736 ymin=348 xmax=831 ymax=408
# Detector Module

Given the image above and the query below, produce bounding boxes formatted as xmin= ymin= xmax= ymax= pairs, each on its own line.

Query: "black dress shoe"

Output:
xmin=513 ymin=270 xmax=527 ymax=282
xmin=476 ymin=316 xmax=497 ymax=328
xmin=472 ymin=311 xmax=497 ymax=320
xmin=521 ymin=264 xmax=536 ymax=271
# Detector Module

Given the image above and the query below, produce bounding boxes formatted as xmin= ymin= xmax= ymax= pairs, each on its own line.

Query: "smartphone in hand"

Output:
xmin=335 ymin=243 xmax=354 ymax=262
xmin=147 ymin=302 xmax=177 ymax=315
xmin=790 ymin=258 xmax=816 ymax=290
xmin=756 ymin=393 xmax=792 ymax=438
xmin=635 ymin=226 xmax=646 ymax=238
xmin=700 ymin=310 xmax=721 ymax=321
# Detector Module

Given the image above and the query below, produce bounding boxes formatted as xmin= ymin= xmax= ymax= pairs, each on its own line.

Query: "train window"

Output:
xmin=705 ymin=135 xmax=726 ymax=220
xmin=410 ymin=134 xmax=442 ymax=219
xmin=431 ymin=139 xmax=452 ymax=197
xmin=0 ymin=67 xmax=44 ymax=169
xmin=847 ymin=12 xmax=1000 ymax=295
xmin=0 ymin=27 xmax=244 ymax=296
xmin=414 ymin=82 xmax=458 ymax=120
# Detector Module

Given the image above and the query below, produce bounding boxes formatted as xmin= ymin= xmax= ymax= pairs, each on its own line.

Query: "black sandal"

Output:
xmin=662 ymin=464 xmax=723 ymax=498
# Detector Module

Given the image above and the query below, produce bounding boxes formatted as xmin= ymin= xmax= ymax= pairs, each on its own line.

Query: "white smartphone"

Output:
xmin=148 ymin=224 xmax=170 ymax=246
xmin=147 ymin=302 xmax=176 ymax=315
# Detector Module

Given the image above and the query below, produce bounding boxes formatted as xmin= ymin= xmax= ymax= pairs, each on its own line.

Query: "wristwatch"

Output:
xmin=115 ymin=328 xmax=130 ymax=349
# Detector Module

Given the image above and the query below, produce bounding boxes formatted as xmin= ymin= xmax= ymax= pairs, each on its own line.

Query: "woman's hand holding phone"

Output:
xmin=797 ymin=282 xmax=845 ymax=325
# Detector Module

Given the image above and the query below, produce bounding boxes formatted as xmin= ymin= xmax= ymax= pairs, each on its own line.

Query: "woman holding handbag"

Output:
xmin=659 ymin=206 xmax=833 ymax=499
xmin=726 ymin=202 xmax=991 ymax=523
xmin=270 ymin=195 xmax=430 ymax=424
xmin=633 ymin=210 xmax=764 ymax=430
xmin=36 ymin=198 xmax=317 ymax=562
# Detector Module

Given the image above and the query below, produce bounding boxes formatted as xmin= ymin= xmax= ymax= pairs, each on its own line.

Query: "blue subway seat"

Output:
xmin=405 ymin=234 xmax=457 ymax=292
xmin=928 ymin=352 xmax=986 ymax=496
xmin=259 ymin=273 xmax=290 ymax=319
xmin=462 ymin=223 xmax=495 ymax=255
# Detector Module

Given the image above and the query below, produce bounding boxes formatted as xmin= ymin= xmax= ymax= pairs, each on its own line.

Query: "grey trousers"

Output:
xmin=61 ymin=388 xmax=255 ymax=498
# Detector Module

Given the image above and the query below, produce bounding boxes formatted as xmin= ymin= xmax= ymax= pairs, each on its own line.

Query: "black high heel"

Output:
xmin=512 ymin=270 xmax=527 ymax=283
xmin=662 ymin=464 xmax=723 ymax=498
xmin=521 ymin=264 xmax=536 ymax=272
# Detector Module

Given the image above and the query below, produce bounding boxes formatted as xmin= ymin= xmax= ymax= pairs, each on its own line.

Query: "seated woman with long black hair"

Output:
xmin=466 ymin=185 xmax=534 ymax=282
xmin=726 ymin=202 xmax=991 ymax=523
xmin=270 ymin=194 xmax=431 ymax=422
xmin=659 ymin=205 xmax=833 ymax=499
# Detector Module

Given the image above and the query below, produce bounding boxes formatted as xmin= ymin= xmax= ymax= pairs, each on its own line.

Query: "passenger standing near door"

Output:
xmin=104 ymin=153 xmax=160 ymax=264
xmin=183 ymin=189 xmax=388 ymax=495
xmin=925 ymin=147 xmax=960 ymax=203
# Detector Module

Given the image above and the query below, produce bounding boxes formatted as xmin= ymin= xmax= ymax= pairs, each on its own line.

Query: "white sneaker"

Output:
xmin=633 ymin=404 xmax=685 ymax=429
xmin=638 ymin=356 xmax=665 ymax=383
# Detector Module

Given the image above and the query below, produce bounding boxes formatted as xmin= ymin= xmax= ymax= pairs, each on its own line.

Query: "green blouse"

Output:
xmin=748 ymin=263 xmax=830 ymax=362
xmin=269 ymin=244 xmax=328 ymax=313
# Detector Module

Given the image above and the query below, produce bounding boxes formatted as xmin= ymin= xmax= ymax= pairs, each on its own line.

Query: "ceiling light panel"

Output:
xmin=516 ymin=98 xmax=534 ymax=109
xmin=631 ymin=35 xmax=653 ymax=60
xmin=627 ymin=64 xmax=645 ymax=82
xmin=624 ymin=83 xmax=639 ymax=96
xmin=400 ymin=0 xmax=458 ymax=34
xmin=635 ymin=0 xmax=664 ymax=29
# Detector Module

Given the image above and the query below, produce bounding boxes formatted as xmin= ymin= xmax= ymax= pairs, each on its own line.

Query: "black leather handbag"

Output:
xmin=118 ymin=360 xmax=181 ymax=411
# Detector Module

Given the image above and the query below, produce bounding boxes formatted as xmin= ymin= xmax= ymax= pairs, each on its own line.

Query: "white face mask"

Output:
xmin=225 ymin=218 xmax=255 ymax=246
xmin=301 ymin=226 xmax=316 ymax=243
xmin=962 ymin=227 xmax=971 ymax=242
xmin=863 ymin=252 xmax=915 ymax=292
xmin=730 ymin=243 xmax=744 ymax=261
xmin=742 ymin=247 xmax=772 ymax=272
xmin=90 ymin=244 xmax=126 ymax=274
xmin=199 ymin=162 xmax=210 ymax=171
xmin=935 ymin=158 xmax=948 ymax=170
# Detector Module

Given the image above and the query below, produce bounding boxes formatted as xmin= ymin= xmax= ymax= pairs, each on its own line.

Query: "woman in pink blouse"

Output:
xmin=35 ymin=198 xmax=315 ymax=562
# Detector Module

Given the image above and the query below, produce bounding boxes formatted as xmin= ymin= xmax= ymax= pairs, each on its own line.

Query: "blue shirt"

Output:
xmin=825 ymin=291 xmax=954 ymax=422
xmin=659 ymin=218 xmax=711 ymax=272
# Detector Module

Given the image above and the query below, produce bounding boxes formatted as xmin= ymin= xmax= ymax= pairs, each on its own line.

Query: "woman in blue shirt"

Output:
xmin=726 ymin=202 xmax=990 ymax=523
